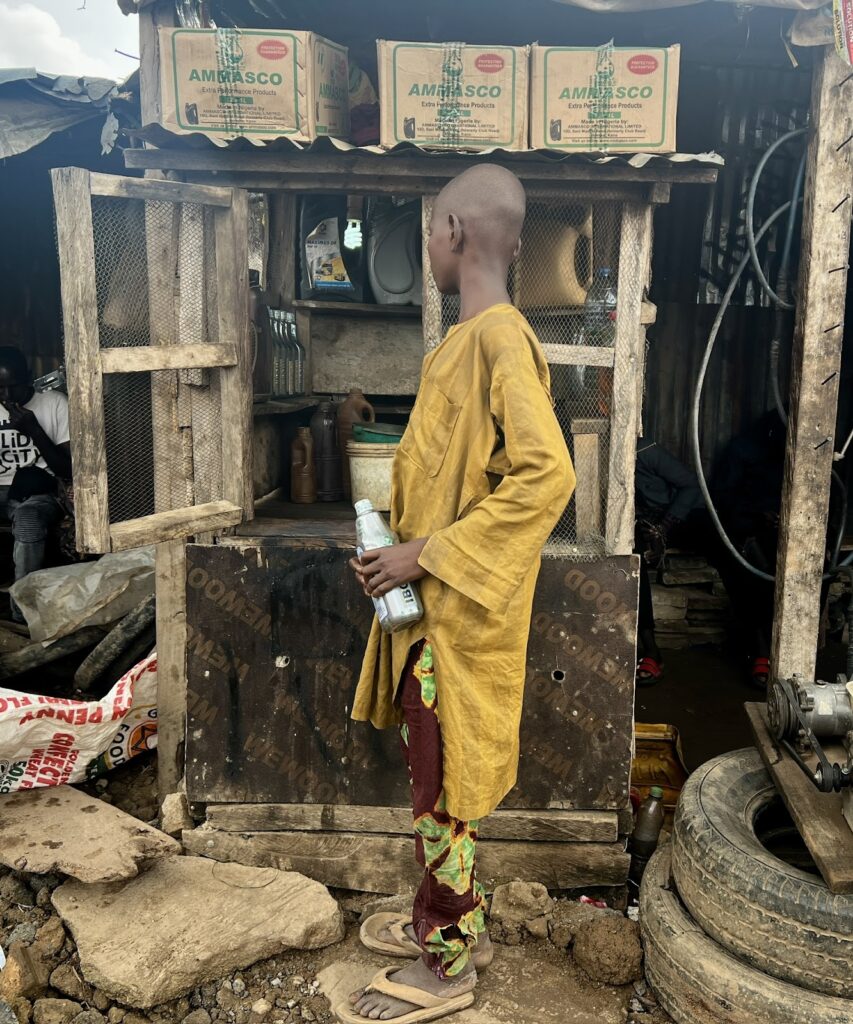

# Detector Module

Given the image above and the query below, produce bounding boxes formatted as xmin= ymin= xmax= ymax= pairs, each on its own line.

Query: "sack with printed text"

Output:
xmin=0 ymin=653 xmax=157 ymax=793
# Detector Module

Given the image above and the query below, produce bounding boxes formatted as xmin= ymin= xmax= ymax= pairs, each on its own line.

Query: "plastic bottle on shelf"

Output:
xmin=337 ymin=388 xmax=375 ymax=499
xmin=354 ymin=498 xmax=424 ymax=633
xmin=290 ymin=427 xmax=316 ymax=504
xmin=628 ymin=786 xmax=666 ymax=886
xmin=286 ymin=311 xmax=305 ymax=395
xmin=310 ymin=400 xmax=344 ymax=501
xmin=584 ymin=267 xmax=617 ymax=347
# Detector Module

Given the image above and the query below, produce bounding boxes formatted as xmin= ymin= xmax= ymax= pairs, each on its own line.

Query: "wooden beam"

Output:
xmin=421 ymin=196 xmax=442 ymax=351
xmin=89 ymin=171 xmax=233 ymax=208
xmin=50 ymin=167 xmax=111 ymax=555
xmin=138 ymin=0 xmax=173 ymax=128
xmin=540 ymin=344 xmax=615 ymax=368
xmin=123 ymin=147 xmax=719 ymax=186
xmin=109 ymin=500 xmax=242 ymax=551
xmin=216 ymin=190 xmax=254 ymax=519
xmin=100 ymin=344 xmax=236 ymax=374
xmin=606 ymin=202 xmax=653 ymax=555
xmin=572 ymin=432 xmax=602 ymax=542
xmin=183 ymin=828 xmax=629 ymax=893
xmin=204 ymin=804 xmax=618 ymax=843
xmin=772 ymin=51 xmax=853 ymax=683
xmin=746 ymin=702 xmax=853 ymax=894
xmin=156 ymin=539 xmax=187 ymax=807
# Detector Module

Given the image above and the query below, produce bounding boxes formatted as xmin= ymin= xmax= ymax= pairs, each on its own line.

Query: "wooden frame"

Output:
xmin=51 ymin=167 xmax=253 ymax=554
xmin=772 ymin=50 xmax=853 ymax=684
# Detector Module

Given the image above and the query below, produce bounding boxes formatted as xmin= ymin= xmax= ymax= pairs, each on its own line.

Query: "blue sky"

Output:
xmin=0 ymin=0 xmax=140 ymax=80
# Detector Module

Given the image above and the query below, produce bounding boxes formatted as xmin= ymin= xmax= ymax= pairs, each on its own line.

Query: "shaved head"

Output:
xmin=428 ymin=165 xmax=526 ymax=296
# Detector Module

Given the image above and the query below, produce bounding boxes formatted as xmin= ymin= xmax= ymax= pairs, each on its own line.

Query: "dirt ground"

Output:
xmin=0 ymin=756 xmax=672 ymax=1024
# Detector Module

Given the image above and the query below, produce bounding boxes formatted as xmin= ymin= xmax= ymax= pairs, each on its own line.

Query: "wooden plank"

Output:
xmin=138 ymin=0 xmax=173 ymax=127
xmin=293 ymin=300 xmax=422 ymax=318
xmin=204 ymin=804 xmax=618 ymax=842
xmin=311 ymin=316 xmax=424 ymax=395
xmin=109 ymin=500 xmax=242 ymax=551
xmin=183 ymin=828 xmax=629 ymax=894
xmin=184 ymin=543 xmax=636 ymax=810
xmin=156 ymin=539 xmax=187 ymax=807
xmin=606 ymin=203 xmax=653 ymax=555
xmin=572 ymin=432 xmax=602 ymax=541
xmin=100 ymin=344 xmax=236 ymax=374
xmin=421 ymin=196 xmax=442 ymax=351
xmin=50 ymin=167 xmax=111 ymax=555
xmin=123 ymin=147 xmax=719 ymax=186
xmin=746 ymin=702 xmax=853 ymax=894
xmin=772 ymin=52 xmax=853 ymax=683
xmin=541 ymin=344 xmax=615 ymax=368
xmin=216 ymin=191 xmax=254 ymax=519
xmin=89 ymin=171 xmax=232 ymax=208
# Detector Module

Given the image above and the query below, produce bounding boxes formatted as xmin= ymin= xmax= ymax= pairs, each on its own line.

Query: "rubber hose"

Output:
xmin=691 ymin=201 xmax=794 ymax=583
xmin=846 ymin=569 xmax=853 ymax=680
xmin=74 ymin=594 xmax=156 ymax=691
xmin=745 ymin=127 xmax=808 ymax=310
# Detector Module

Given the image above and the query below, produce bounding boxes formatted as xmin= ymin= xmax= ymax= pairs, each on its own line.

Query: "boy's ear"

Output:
xmin=512 ymin=236 xmax=522 ymax=261
xmin=448 ymin=212 xmax=463 ymax=252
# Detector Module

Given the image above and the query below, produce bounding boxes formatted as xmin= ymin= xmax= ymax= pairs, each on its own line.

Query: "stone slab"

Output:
xmin=52 ymin=856 xmax=344 ymax=1008
xmin=0 ymin=786 xmax=179 ymax=883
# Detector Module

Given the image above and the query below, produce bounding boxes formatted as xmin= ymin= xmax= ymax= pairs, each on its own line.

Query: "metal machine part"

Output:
xmin=768 ymin=676 xmax=853 ymax=794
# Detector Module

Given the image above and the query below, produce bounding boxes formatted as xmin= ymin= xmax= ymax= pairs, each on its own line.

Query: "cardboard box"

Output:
xmin=377 ymin=40 xmax=528 ymax=151
xmin=159 ymin=27 xmax=350 ymax=142
xmin=530 ymin=44 xmax=680 ymax=153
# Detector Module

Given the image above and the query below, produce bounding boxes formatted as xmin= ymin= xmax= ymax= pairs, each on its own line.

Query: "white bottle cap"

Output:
xmin=354 ymin=499 xmax=374 ymax=516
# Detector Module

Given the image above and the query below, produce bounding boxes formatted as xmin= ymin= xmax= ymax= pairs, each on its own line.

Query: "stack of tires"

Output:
xmin=639 ymin=748 xmax=853 ymax=1023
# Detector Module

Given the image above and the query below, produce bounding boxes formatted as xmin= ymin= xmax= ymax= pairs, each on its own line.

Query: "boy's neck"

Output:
xmin=457 ymin=263 xmax=512 ymax=324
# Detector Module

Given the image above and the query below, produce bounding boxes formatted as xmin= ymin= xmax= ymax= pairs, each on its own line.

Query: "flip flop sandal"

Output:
xmin=636 ymin=656 xmax=664 ymax=687
xmin=335 ymin=965 xmax=475 ymax=1024
xmin=360 ymin=913 xmax=494 ymax=970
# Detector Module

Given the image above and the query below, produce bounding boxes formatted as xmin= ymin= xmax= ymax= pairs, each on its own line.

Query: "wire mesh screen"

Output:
xmin=84 ymin=195 xmax=225 ymax=524
xmin=438 ymin=198 xmax=623 ymax=559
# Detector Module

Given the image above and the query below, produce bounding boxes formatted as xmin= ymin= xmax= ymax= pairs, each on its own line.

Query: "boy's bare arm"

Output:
xmin=349 ymin=539 xmax=429 ymax=598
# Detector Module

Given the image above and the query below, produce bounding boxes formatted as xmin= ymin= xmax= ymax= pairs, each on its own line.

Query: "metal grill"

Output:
xmin=83 ymin=195 xmax=226 ymax=524
xmin=439 ymin=198 xmax=624 ymax=559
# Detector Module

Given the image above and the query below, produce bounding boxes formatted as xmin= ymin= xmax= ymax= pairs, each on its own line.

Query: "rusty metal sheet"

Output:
xmin=185 ymin=538 xmax=637 ymax=811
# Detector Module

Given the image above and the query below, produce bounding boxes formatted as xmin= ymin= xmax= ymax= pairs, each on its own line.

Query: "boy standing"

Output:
xmin=341 ymin=165 xmax=575 ymax=1023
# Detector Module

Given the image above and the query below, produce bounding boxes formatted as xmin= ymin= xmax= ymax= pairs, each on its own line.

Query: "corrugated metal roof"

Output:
xmin=0 ymin=70 xmax=120 ymax=159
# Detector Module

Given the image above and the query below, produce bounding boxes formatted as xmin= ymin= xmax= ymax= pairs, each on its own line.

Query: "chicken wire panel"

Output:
xmin=84 ymin=195 xmax=225 ymax=524
xmin=438 ymin=199 xmax=623 ymax=560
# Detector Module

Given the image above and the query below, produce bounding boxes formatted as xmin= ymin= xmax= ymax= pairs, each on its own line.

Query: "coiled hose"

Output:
xmin=691 ymin=128 xmax=852 ymax=582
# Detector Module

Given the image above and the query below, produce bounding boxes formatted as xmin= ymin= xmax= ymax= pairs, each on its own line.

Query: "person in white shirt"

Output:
xmin=0 ymin=347 xmax=72 ymax=614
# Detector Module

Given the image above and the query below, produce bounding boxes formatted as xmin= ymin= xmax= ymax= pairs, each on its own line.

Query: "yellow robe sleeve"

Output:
xmin=418 ymin=331 xmax=576 ymax=615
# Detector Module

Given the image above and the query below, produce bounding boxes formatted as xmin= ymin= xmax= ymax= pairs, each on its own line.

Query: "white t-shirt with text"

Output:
xmin=0 ymin=391 xmax=71 ymax=485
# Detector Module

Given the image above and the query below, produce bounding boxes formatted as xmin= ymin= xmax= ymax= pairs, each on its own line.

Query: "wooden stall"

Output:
xmin=48 ymin=7 xmax=723 ymax=893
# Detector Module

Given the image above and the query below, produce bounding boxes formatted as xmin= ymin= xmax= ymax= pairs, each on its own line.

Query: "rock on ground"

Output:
xmin=489 ymin=881 xmax=555 ymax=944
xmin=573 ymin=914 xmax=644 ymax=986
xmin=548 ymin=900 xmax=619 ymax=950
xmin=158 ymin=793 xmax=193 ymax=839
xmin=0 ymin=788 xmax=179 ymax=883
xmin=0 ymin=1000 xmax=17 ymax=1024
xmin=32 ymin=998 xmax=82 ymax=1024
xmin=52 ymin=857 xmax=344 ymax=1007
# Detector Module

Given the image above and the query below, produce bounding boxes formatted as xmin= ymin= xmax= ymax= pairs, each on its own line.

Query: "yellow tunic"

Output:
xmin=352 ymin=304 xmax=575 ymax=821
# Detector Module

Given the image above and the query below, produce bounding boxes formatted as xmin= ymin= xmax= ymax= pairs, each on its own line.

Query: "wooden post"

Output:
xmin=155 ymin=538 xmax=187 ymax=805
xmin=421 ymin=196 xmax=443 ymax=351
xmin=138 ymin=1 xmax=173 ymax=127
xmin=605 ymin=202 xmax=653 ymax=555
xmin=772 ymin=51 xmax=853 ymax=684
xmin=51 ymin=167 xmax=111 ymax=554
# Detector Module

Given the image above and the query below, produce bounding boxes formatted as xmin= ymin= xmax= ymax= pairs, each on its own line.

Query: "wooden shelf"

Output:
xmin=252 ymin=397 xmax=318 ymax=417
xmin=292 ymin=300 xmax=422 ymax=318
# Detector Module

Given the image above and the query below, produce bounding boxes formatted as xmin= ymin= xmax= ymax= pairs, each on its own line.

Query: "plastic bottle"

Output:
xmin=584 ymin=267 xmax=617 ymax=347
xmin=337 ymin=388 xmax=375 ymax=499
xmin=286 ymin=311 xmax=305 ymax=395
xmin=310 ymin=401 xmax=344 ymax=501
xmin=629 ymin=786 xmax=666 ymax=886
xmin=268 ymin=309 xmax=287 ymax=397
xmin=354 ymin=499 xmax=424 ymax=633
xmin=290 ymin=427 xmax=316 ymax=504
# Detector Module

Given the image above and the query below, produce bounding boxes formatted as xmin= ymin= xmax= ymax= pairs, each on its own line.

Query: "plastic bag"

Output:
xmin=10 ymin=547 xmax=154 ymax=643
xmin=0 ymin=653 xmax=157 ymax=793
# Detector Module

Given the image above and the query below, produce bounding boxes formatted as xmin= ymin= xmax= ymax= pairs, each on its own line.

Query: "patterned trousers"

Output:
xmin=399 ymin=640 xmax=487 ymax=979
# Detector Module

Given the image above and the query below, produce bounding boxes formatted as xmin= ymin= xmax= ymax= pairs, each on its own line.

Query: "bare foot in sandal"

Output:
xmin=348 ymin=958 xmax=476 ymax=1021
